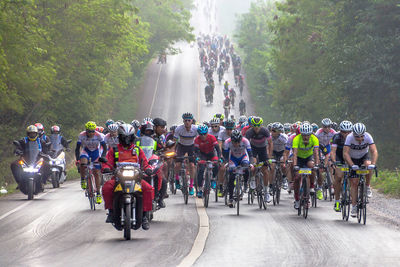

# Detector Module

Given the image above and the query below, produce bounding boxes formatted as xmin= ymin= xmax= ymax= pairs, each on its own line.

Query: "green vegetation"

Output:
xmin=371 ymin=170 xmax=400 ymax=198
xmin=235 ymin=0 xmax=400 ymax=169
xmin=0 ymin=0 xmax=194 ymax=186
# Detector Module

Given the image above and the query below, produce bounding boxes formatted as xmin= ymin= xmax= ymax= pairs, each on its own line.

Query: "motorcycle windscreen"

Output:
xmin=26 ymin=140 xmax=40 ymax=165
xmin=49 ymin=134 xmax=63 ymax=155
xmin=139 ymin=136 xmax=155 ymax=160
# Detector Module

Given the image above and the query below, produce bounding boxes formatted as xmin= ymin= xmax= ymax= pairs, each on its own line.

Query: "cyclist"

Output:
xmin=205 ymin=84 xmax=213 ymax=103
xmin=283 ymin=123 xmax=291 ymax=135
xmin=315 ymin=118 xmax=337 ymax=200
xmin=103 ymin=119 xmax=114 ymax=135
xmin=194 ymin=125 xmax=221 ymax=198
xmin=343 ymin=123 xmax=378 ymax=217
xmin=130 ymin=120 xmax=140 ymax=132
xmin=270 ymin=122 xmax=289 ymax=190
xmin=331 ymin=120 xmax=353 ymax=212
xmin=311 ymin=123 xmax=318 ymax=133
xmin=245 ymin=117 xmax=273 ymax=202
xmin=166 ymin=125 xmax=177 ymax=142
xmin=223 ymin=129 xmax=252 ymax=207
xmin=153 ymin=117 xmax=167 ymax=151
xmin=229 ymin=88 xmax=236 ymax=107
xmin=241 ymin=116 xmax=253 ymax=136
xmin=292 ymin=123 xmax=320 ymax=209
xmin=209 ymin=118 xmax=225 ymax=138
xmin=75 ymin=121 xmax=108 ymax=204
xmin=239 ymin=99 xmax=246 ymax=115
xmin=217 ymin=119 xmax=235 ymax=197
xmin=101 ymin=124 xmax=153 ymax=230
xmin=237 ymin=116 xmax=247 ymax=130
xmin=104 ymin=123 xmax=119 ymax=149
xmin=174 ymin=112 xmax=198 ymax=195
xmin=214 ymin=113 xmax=225 ymax=125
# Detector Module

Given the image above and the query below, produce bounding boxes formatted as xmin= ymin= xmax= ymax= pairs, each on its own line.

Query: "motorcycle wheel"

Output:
xmin=124 ymin=203 xmax=132 ymax=240
xmin=28 ymin=179 xmax=34 ymax=200
xmin=51 ymin=172 xmax=59 ymax=188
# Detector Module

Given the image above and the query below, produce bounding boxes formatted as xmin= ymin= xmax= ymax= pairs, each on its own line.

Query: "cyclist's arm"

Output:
xmin=369 ymin=144 xmax=378 ymax=165
xmin=313 ymin=146 xmax=320 ymax=166
xmin=75 ymin=142 xmax=81 ymax=160
xmin=330 ymin=145 xmax=337 ymax=163
xmin=100 ymin=141 xmax=107 ymax=158
xmin=214 ymin=144 xmax=221 ymax=158
xmin=343 ymin=146 xmax=353 ymax=166
xmin=267 ymin=137 xmax=273 ymax=158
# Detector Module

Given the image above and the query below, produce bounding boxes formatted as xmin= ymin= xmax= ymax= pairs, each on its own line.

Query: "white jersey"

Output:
xmin=315 ymin=128 xmax=337 ymax=146
xmin=223 ymin=137 xmax=251 ymax=158
xmin=77 ymin=131 xmax=105 ymax=151
xmin=104 ymin=133 xmax=119 ymax=148
xmin=174 ymin=124 xmax=198 ymax=146
xmin=272 ymin=133 xmax=288 ymax=152
xmin=209 ymin=125 xmax=225 ymax=139
xmin=344 ymin=132 xmax=374 ymax=159
xmin=218 ymin=129 xmax=231 ymax=143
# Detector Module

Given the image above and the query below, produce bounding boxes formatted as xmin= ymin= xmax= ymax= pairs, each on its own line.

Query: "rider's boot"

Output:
xmin=142 ymin=212 xmax=150 ymax=230
xmin=106 ymin=209 xmax=114 ymax=223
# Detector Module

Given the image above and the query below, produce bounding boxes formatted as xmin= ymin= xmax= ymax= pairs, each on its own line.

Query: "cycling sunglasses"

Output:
xmin=184 ymin=119 xmax=192 ymax=122
xmin=354 ymin=134 xmax=364 ymax=138
xmin=86 ymin=130 xmax=95 ymax=133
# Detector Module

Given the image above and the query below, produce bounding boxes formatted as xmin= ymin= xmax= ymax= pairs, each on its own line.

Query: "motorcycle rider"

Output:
xmin=11 ymin=125 xmax=50 ymax=187
xmin=102 ymin=124 xmax=153 ymax=230
xmin=75 ymin=121 xmax=108 ymax=204
xmin=35 ymin=123 xmax=51 ymax=145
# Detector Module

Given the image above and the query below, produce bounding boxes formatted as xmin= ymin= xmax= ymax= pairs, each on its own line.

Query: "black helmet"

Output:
xmin=142 ymin=122 xmax=154 ymax=136
xmin=118 ymin=124 xmax=136 ymax=147
xmin=170 ymin=124 xmax=177 ymax=131
xmin=231 ymin=129 xmax=242 ymax=142
xmin=153 ymin=117 xmax=167 ymax=127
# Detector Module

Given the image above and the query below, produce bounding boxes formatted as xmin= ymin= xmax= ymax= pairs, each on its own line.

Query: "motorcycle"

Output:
xmin=13 ymin=140 xmax=47 ymax=200
xmin=111 ymin=162 xmax=143 ymax=240
xmin=48 ymin=140 xmax=71 ymax=188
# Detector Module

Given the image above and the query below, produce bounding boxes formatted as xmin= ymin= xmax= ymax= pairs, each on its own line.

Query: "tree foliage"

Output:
xmin=235 ymin=0 xmax=400 ymax=168
xmin=0 ymin=0 xmax=194 ymax=184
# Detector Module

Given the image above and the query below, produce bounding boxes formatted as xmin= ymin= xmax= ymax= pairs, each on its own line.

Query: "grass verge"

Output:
xmin=371 ymin=169 xmax=400 ymax=198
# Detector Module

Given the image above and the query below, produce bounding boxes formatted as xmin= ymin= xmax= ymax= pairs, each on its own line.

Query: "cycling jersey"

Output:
xmin=344 ymin=132 xmax=374 ymax=159
xmin=292 ymin=134 xmax=319 ymax=159
xmin=223 ymin=137 xmax=252 ymax=159
xmin=245 ymin=127 xmax=271 ymax=148
xmin=331 ymin=133 xmax=346 ymax=162
xmin=104 ymin=133 xmax=119 ymax=149
xmin=194 ymin=134 xmax=218 ymax=154
xmin=174 ymin=125 xmax=198 ymax=146
xmin=272 ymin=133 xmax=288 ymax=152
xmin=285 ymin=133 xmax=298 ymax=151
xmin=218 ymin=129 xmax=231 ymax=143
xmin=241 ymin=125 xmax=251 ymax=136
xmin=315 ymin=128 xmax=337 ymax=146
xmin=208 ymin=125 xmax=225 ymax=139
xmin=77 ymin=131 xmax=105 ymax=151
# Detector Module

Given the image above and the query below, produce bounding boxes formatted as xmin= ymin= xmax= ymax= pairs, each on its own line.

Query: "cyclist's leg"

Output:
xmin=350 ymin=157 xmax=362 ymax=206
xmin=333 ymin=167 xmax=344 ymax=201
xmin=174 ymin=143 xmax=184 ymax=182
xmin=306 ymin=158 xmax=315 ymax=191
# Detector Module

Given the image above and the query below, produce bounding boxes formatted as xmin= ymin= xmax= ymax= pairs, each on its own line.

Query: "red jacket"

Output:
xmin=103 ymin=144 xmax=150 ymax=171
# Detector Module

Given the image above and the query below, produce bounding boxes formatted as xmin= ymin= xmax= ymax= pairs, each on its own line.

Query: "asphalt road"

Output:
xmin=1 ymin=0 xmax=400 ymax=266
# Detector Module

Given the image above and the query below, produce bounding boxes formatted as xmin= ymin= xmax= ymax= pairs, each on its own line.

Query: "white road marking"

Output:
xmin=177 ymin=198 xmax=210 ymax=267
xmin=148 ymin=63 xmax=163 ymax=117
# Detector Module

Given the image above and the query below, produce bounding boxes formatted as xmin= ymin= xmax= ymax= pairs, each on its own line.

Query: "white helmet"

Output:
xmin=321 ymin=118 xmax=332 ymax=127
xmin=300 ymin=123 xmax=313 ymax=135
xmin=210 ymin=118 xmax=220 ymax=126
xmin=339 ymin=120 xmax=353 ymax=132
xmin=352 ymin=123 xmax=366 ymax=135
xmin=238 ymin=116 xmax=247 ymax=124
xmin=108 ymin=123 xmax=119 ymax=132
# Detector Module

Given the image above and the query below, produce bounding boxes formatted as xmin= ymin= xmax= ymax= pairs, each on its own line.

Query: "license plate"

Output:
xmin=356 ymin=170 xmax=369 ymax=175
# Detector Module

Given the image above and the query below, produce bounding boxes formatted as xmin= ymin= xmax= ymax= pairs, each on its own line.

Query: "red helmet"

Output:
xmin=290 ymin=123 xmax=299 ymax=132
xmin=96 ymin=126 xmax=104 ymax=133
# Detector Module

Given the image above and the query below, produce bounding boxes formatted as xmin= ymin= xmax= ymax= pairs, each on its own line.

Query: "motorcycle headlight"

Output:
xmin=122 ymin=170 xmax=135 ymax=177
xmin=25 ymin=167 xmax=39 ymax=173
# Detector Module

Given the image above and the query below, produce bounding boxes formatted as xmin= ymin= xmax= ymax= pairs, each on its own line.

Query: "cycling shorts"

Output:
xmin=297 ymin=155 xmax=314 ymax=168
xmin=199 ymin=152 xmax=218 ymax=162
xmin=176 ymin=144 xmax=196 ymax=163
xmin=80 ymin=148 xmax=101 ymax=169
xmin=319 ymin=144 xmax=331 ymax=156
xmin=251 ymin=146 xmax=268 ymax=162
xmin=351 ymin=153 xmax=370 ymax=167
xmin=273 ymin=150 xmax=284 ymax=161
xmin=228 ymin=154 xmax=250 ymax=169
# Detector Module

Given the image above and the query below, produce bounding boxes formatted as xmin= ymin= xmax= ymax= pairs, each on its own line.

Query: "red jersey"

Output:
xmin=194 ymin=134 xmax=218 ymax=154
xmin=241 ymin=125 xmax=251 ymax=136
xmin=103 ymin=144 xmax=150 ymax=171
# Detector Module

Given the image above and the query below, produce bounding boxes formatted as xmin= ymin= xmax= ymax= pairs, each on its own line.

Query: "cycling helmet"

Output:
xmin=321 ymin=118 xmax=332 ymax=127
xmin=283 ymin=123 xmax=291 ymax=132
xmin=238 ymin=116 xmax=247 ymax=124
xmin=251 ymin=117 xmax=263 ymax=127
xmin=118 ymin=124 xmax=136 ymax=146
xmin=197 ymin=124 xmax=209 ymax=135
xmin=339 ymin=120 xmax=353 ymax=132
xmin=231 ymin=129 xmax=242 ymax=142
xmin=26 ymin=125 xmax=39 ymax=141
xmin=96 ymin=126 xmax=104 ymax=133
xmin=170 ymin=124 xmax=177 ymax=131
xmin=300 ymin=123 xmax=313 ymax=135
xmin=303 ymin=120 xmax=311 ymax=125
xmin=142 ymin=117 xmax=153 ymax=125
xmin=267 ymin=123 xmax=273 ymax=131
xmin=105 ymin=119 xmax=114 ymax=128
xmin=352 ymin=123 xmax=366 ymax=136
xmin=108 ymin=123 xmax=119 ymax=132
xmin=50 ymin=125 xmax=60 ymax=134
xmin=210 ymin=118 xmax=220 ymax=126
xmin=214 ymin=113 xmax=224 ymax=120
xmin=116 ymin=120 xmax=126 ymax=125
xmin=290 ymin=123 xmax=299 ymax=131
xmin=247 ymin=116 xmax=254 ymax=125
xmin=224 ymin=119 xmax=236 ymax=130
xmin=153 ymin=117 xmax=167 ymax=127
xmin=85 ymin=121 xmax=97 ymax=131
xmin=272 ymin=122 xmax=283 ymax=131
xmin=311 ymin=123 xmax=318 ymax=132
xmin=182 ymin=112 xmax=193 ymax=120
xmin=332 ymin=122 xmax=338 ymax=130
xmin=131 ymin=120 xmax=140 ymax=129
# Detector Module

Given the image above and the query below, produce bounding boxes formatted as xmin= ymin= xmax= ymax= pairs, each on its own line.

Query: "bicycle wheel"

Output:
xmin=182 ymin=173 xmax=188 ymax=205
xmin=303 ymin=198 xmax=308 ymax=219
xmin=203 ymin=174 xmax=210 ymax=208
xmin=357 ymin=182 xmax=363 ymax=224
xmin=87 ymin=174 xmax=95 ymax=210
xmin=236 ymin=176 xmax=240 ymax=216
xmin=326 ymin=170 xmax=333 ymax=201
xmin=362 ymin=183 xmax=367 ymax=225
